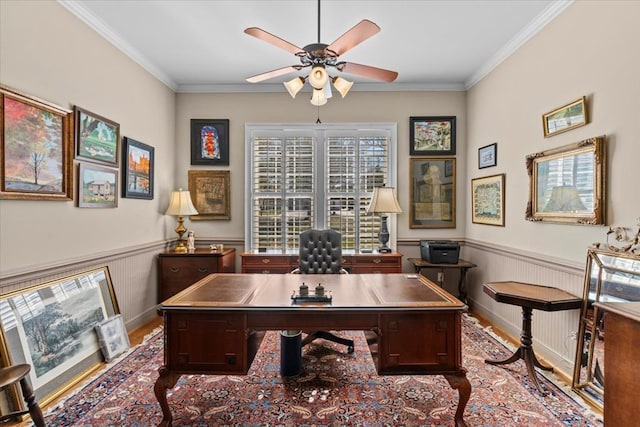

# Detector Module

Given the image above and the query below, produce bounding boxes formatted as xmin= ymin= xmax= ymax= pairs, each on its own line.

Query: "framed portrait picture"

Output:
xmin=409 ymin=116 xmax=456 ymax=155
xmin=542 ymin=96 xmax=587 ymax=137
xmin=471 ymin=173 xmax=505 ymax=226
xmin=478 ymin=143 xmax=497 ymax=169
xmin=122 ymin=137 xmax=154 ymax=199
xmin=74 ymin=106 xmax=120 ymax=166
xmin=78 ymin=163 xmax=118 ymax=208
xmin=409 ymin=157 xmax=456 ymax=228
xmin=188 ymin=170 xmax=230 ymax=220
xmin=190 ymin=119 xmax=229 ymax=165
xmin=1 ymin=85 xmax=73 ymax=201
xmin=95 ymin=315 xmax=130 ymax=362
xmin=0 ymin=267 xmax=120 ymax=406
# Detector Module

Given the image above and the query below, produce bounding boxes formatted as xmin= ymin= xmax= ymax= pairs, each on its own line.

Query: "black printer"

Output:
xmin=420 ymin=240 xmax=460 ymax=264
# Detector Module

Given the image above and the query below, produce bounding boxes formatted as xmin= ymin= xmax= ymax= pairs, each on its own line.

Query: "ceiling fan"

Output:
xmin=244 ymin=0 xmax=398 ymax=105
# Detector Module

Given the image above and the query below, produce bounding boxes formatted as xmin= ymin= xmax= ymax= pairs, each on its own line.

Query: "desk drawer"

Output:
xmin=241 ymin=254 xmax=297 ymax=273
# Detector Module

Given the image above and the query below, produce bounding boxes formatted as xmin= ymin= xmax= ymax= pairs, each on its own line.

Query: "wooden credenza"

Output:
xmin=595 ymin=301 xmax=640 ymax=426
xmin=158 ymin=248 xmax=236 ymax=302
xmin=240 ymin=250 xmax=403 ymax=274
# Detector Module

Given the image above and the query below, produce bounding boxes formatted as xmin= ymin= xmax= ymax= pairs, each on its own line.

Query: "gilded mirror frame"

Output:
xmin=525 ymin=136 xmax=606 ymax=224
xmin=571 ymin=248 xmax=640 ymax=410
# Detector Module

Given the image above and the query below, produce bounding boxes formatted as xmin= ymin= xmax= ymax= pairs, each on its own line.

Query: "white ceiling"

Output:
xmin=60 ymin=0 xmax=571 ymax=93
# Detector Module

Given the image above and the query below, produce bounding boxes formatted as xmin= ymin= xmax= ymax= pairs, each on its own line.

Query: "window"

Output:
xmin=245 ymin=124 xmax=397 ymax=251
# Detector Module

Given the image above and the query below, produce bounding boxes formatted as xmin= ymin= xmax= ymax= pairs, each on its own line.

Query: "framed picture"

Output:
xmin=409 ymin=116 xmax=456 ymax=155
xmin=409 ymin=157 xmax=456 ymax=228
xmin=122 ymin=137 xmax=154 ymax=199
xmin=188 ymin=170 xmax=230 ymax=220
xmin=0 ymin=85 xmax=73 ymax=201
xmin=542 ymin=96 xmax=587 ymax=137
xmin=526 ymin=136 xmax=606 ymax=225
xmin=478 ymin=143 xmax=497 ymax=169
xmin=0 ymin=267 xmax=120 ymax=406
xmin=190 ymin=119 xmax=229 ymax=165
xmin=471 ymin=173 xmax=505 ymax=226
xmin=78 ymin=163 xmax=118 ymax=208
xmin=74 ymin=106 xmax=120 ymax=166
xmin=95 ymin=315 xmax=130 ymax=362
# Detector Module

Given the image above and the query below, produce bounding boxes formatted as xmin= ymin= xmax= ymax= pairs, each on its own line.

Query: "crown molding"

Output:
xmin=465 ymin=0 xmax=574 ymax=89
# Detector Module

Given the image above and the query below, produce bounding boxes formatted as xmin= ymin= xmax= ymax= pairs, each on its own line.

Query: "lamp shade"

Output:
xmin=310 ymin=88 xmax=327 ymax=106
xmin=308 ymin=65 xmax=329 ymax=90
xmin=283 ymin=76 xmax=305 ymax=98
xmin=367 ymin=187 xmax=402 ymax=214
xmin=165 ymin=189 xmax=198 ymax=216
xmin=332 ymin=76 xmax=353 ymax=98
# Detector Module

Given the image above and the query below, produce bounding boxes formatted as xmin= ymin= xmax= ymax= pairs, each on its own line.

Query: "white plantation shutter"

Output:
xmin=246 ymin=124 xmax=396 ymax=251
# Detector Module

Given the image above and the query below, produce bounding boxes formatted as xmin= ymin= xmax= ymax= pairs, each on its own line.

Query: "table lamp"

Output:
xmin=366 ymin=186 xmax=402 ymax=253
xmin=165 ymin=189 xmax=198 ymax=253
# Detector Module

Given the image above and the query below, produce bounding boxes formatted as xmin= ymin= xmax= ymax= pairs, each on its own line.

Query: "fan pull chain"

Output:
xmin=316 ymin=105 xmax=322 ymax=124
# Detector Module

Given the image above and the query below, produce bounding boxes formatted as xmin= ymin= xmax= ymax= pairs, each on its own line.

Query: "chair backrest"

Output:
xmin=298 ymin=229 xmax=343 ymax=274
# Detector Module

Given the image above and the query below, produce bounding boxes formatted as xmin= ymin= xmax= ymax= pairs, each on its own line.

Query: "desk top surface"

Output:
xmin=159 ymin=273 xmax=465 ymax=310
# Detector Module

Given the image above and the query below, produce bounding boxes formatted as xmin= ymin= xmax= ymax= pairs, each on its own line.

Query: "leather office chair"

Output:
xmin=293 ymin=229 xmax=354 ymax=353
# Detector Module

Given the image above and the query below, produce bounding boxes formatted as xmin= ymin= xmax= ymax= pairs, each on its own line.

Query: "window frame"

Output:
xmin=245 ymin=123 xmax=398 ymax=251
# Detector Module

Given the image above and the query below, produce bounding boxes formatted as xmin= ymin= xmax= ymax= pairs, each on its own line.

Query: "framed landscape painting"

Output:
xmin=78 ymin=163 xmax=118 ymax=208
xmin=0 ymin=85 xmax=73 ymax=201
xmin=74 ymin=106 xmax=120 ymax=166
xmin=122 ymin=137 xmax=154 ymax=199
xmin=190 ymin=119 xmax=229 ymax=165
xmin=0 ymin=267 xmax=120 ymax=406
xmin=542 ymin=96 xmax=587 ymax=137
xmin=409 ymin=116 xmax=456 ymax=155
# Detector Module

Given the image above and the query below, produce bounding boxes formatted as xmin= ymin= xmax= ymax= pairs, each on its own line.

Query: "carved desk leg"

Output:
xmin=154 ymin=366 xmax=180 ymax=427
xmin=444 ymin=369 xmax=471 ymax=427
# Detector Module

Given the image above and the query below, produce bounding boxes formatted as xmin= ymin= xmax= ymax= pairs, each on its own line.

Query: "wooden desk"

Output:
xmin=483 ymin=281 xmax=582 ymax=395
xmin=241 ymin=250 xmax=402 ymax=274
xmin=594 ymin=301 xmax=640 ymax=426
xmin=407 ymin=258 xmax=477 ymax=303
xmin=155 ymin=273 xmax=470 ymax=427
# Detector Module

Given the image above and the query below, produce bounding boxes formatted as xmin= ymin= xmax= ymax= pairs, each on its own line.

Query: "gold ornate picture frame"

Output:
xmin=526 ymin=136 xmax=606 ymax=225
xmin=542 ymin=96 xmax=587 ymax=137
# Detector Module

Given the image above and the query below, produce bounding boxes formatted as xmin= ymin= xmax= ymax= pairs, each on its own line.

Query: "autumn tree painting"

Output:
xmin=1 ymin=86 xmax=73 ymax=200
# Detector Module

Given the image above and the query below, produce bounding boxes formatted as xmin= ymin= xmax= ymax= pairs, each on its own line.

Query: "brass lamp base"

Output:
xmin=173 ymin=241 xmax=188 ymax=253
xmin=173 ymin=215 xmax=188 ymax=253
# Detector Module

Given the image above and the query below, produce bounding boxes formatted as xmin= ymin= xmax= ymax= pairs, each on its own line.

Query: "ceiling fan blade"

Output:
xmin=244 ymin=27 xmax=303 ymax=55
xmin=326 ymin=19 xmax=380 ymax=56
xmin=246 ymin=66 xmax=301 ymax=83
xmin=339 ymin=62 xmax=398 ymax=82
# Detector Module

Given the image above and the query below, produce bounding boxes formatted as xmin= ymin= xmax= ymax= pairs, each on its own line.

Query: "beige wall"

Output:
xmin=466 ymin=0 xmax=640 ymax=264
xmin=175 ymin=91 xmax=467 ymax=245
xmin=0 ymin=1 xmax=176 ymax=274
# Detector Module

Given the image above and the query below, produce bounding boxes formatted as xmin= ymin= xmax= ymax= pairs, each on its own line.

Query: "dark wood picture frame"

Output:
xmin=188 ymin=170 xmax=231 ymax=220
xmin=78 ymin=162 xmax=118 ymax=208
xmin=1 ymin=85 xmax=73 ymax=201
xmin=409 ymin=157 xmax=456 ymax=228
xmin=409 ymin=116 xmax=456 ymax=155
xmin=122 ymin=137 xmax=154 ymax=199
xmin=190 ymin=119 xmax=229 ymax=165
xmin=74 ymin=106 xmax=120 ymax=166
xmin=478 ymin=143 xmax=497 ymax=169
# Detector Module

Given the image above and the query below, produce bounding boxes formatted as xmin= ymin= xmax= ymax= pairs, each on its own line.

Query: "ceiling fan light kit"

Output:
xmin=244 ymin=0 xmax=397 ymax=108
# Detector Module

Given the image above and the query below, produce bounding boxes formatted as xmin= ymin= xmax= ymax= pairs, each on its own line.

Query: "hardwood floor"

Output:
xmin=6 ymin=316 xmax=163 ymax=426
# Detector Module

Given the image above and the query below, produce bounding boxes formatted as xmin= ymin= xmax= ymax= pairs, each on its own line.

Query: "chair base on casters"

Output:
xmin=302 ymin=331 xmax=355 ymax=353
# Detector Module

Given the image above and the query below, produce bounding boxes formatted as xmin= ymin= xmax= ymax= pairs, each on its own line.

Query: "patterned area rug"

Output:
xmin=45 ymin=315 xmax=602 ymax=426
